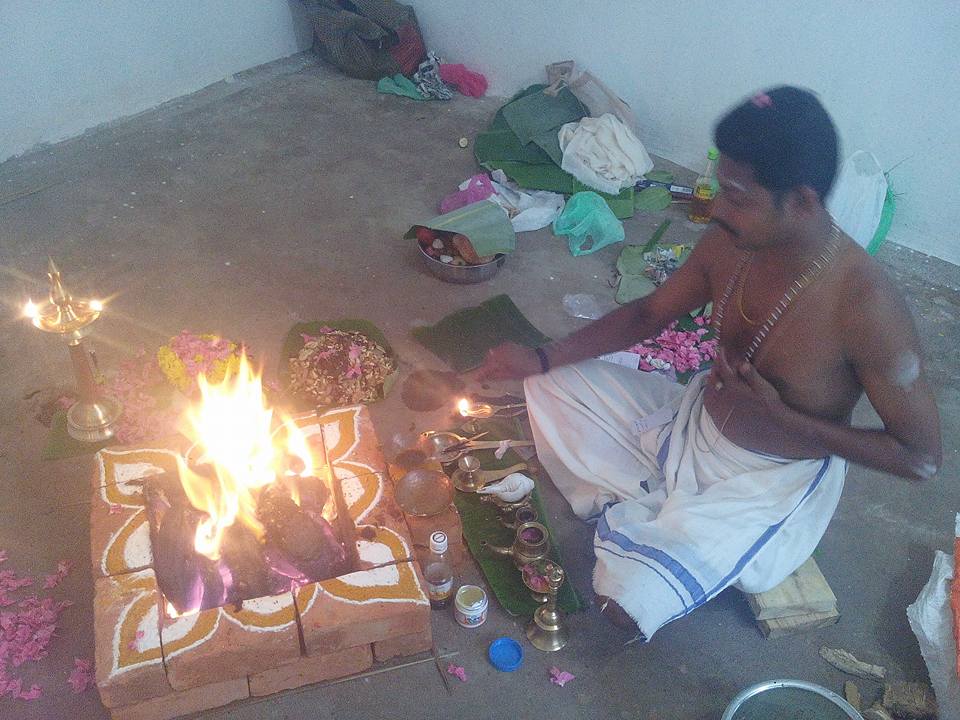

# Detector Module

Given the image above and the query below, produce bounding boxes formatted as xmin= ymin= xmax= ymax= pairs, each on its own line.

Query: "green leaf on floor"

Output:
xmin=641 ymin=219 xmax=672 ymax=254
xmin=645 ymin=170 xmax=675 ymax=184
xmin=634 ymin=186 xmax=672 ymax=212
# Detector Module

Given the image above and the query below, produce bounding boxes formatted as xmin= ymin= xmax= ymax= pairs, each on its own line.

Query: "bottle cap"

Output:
xmin=708 ymin=147 xmax=719 ymax=160
xmin=488 ymin=637 xmax=524 ymax=672
xmin=429 ymin=531 xmax=448 ymax=554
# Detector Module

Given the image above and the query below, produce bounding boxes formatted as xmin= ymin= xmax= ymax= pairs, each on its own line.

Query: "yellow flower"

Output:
xmin=157 ymin=333 xmax=242 ymax=393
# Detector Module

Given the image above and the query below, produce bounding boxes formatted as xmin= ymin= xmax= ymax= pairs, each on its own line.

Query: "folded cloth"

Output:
xmin=439 ymin=63 xmax=488 ymax=97
xmin=558 ymin=114 xmax=654 ymax=195
xmin=524 ymin=362 xmax=847 ymax=639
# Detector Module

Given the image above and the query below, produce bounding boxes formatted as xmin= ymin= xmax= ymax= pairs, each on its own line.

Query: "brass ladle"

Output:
xmin=459 ymin=401 xmax=527 ymax=419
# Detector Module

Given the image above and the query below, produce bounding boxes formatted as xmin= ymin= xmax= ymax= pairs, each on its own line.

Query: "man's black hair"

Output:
xmin=714 ymin=86 xmax=839 ymax=203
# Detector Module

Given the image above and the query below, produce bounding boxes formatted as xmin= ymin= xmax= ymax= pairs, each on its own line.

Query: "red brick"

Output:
xmin=248 ymin=644 xmax=373 ymax=696
xmin=319 ymin=405 xmax=387 ymax=479
xmin=373 ymin=627 xmax=433 ymax=663
xmin=282 ymin=409 xmax=330 ymax=469
xmin=94 ymin=570 xmax=171 ymax=708
xmin=93 ymin=442 xmax=185 ymax=495
xmin=161 ymin=592 xmax=302 ymax=691
xmin=350 ymin=471 xmax=415 ymax=572
xmin=109 ymin=676 xmax=249 ymax=720
xmin=296 ymin=561 xmax=430 ymax=655
xmin=355 ymin=523 xmax=415 ymax=573
xmin=90 ymin=502 xmax=153 ymax=578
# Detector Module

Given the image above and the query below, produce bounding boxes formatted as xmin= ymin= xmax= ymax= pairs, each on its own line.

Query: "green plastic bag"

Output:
xmin=552 ymin=191 xmax=625 ymax=256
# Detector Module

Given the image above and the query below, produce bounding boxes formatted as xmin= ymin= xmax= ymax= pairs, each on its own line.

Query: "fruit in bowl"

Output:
xmin=415 ymin=227 xmax=495 ymax=267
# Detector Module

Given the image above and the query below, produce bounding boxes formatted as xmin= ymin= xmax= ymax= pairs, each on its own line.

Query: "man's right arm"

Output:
xmin=477 ymin=229 xmax=723 ymax=380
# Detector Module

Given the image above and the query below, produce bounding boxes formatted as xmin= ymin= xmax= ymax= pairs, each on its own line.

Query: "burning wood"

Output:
xmin=145 ymin=468 xmax=357 ymax=615
xmin=141 ymin=354 xmax=358 ymax=615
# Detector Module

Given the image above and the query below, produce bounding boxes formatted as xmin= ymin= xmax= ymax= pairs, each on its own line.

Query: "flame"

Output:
xmin=89 ymin=298 xmax=104 ymax=312
xmin=176 ymin=353 xmax=316 ymax=561
xmin=457 ymin=398 xmax=471 ymax=417
xmin=166 ymin=600 xmax=199 ymax=619
xmin=280 ymin=416 xmax=315 ymax=507
xmin=23 ymin=299 xmax=38 ymax=320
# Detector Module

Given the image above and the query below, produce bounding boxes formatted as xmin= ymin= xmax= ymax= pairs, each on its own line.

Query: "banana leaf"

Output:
xmin=404 ymin=200 xmax=515 ymax=257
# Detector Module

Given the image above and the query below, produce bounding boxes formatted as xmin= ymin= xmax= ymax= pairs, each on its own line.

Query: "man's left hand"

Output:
xmin=710 ymin=346 xmax=785 ymax=415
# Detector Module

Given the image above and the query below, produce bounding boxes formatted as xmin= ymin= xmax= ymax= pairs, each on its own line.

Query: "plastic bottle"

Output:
xmin=424 ymin=531 xmax=454 ymax=609
xmin=688 ymin=148 xmax=720 ymax=223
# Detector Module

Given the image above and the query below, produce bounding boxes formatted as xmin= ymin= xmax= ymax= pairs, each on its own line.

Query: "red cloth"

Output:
xmin=439 ymin=64 xmax=488 ymax=98
xmin=388 ymin=22 xmax=426 ymax=76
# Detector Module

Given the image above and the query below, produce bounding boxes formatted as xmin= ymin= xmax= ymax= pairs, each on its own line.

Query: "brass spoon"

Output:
xmin=459 ymin=402 xmax=527 ymax=419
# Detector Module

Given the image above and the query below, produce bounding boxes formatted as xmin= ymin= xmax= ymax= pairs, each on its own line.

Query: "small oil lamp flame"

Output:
xmin=23 ymin=298 xmax=39 ymax=320
xmin=457 ymin=398 xmax=472 ymax=417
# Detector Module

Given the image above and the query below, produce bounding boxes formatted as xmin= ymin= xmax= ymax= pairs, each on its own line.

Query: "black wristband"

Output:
xmin=534 ymin=346 xmax=551 ymax=374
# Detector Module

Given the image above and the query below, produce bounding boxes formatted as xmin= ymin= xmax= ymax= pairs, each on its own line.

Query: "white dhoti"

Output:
xmin=524 ymin=360 xmax=846 ymax=639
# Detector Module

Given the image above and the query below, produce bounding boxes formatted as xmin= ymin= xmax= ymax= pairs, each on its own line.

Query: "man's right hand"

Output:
xmin=474 ymin=342 xmax=544 ymax=381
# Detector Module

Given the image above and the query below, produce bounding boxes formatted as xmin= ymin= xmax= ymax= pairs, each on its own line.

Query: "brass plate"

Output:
xmin=396 ymin=469 xmax=454 ymax=517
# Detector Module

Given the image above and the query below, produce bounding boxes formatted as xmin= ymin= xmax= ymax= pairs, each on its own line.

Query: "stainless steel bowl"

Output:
xmin=722 ymin=679 xmax=863 ymax=719
xmin=419 ymin=245 xmax=505 ymax=284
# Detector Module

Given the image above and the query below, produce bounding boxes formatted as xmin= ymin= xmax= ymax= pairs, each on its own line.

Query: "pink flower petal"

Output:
xmin=446 ymin=663 xmax=467 ymax=682
xmin=549 ymin=666 xmax=575 ymax=687
xmin=19 ymin=684 xmax=42 ymax=700
xmin=67 ymin=658 xmax=95 ymax=693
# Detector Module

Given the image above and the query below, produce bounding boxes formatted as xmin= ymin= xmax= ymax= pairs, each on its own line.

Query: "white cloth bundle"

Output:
xmin=558 ymin=114 xmax=654 ymax=195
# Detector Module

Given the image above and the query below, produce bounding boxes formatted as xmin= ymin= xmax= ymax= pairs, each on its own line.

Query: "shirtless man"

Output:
xmin=477 ymin=87 xmax=942 ymax=637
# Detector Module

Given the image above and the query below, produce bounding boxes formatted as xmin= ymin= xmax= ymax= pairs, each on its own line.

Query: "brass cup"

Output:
xmin=482 ymin=520 xmax=550 ymax=568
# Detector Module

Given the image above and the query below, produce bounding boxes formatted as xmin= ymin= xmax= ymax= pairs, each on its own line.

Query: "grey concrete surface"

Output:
xmin=0 ymin=55 xmax=956 ymax=720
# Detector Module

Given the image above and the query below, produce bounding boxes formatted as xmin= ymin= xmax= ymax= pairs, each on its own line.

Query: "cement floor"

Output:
xmin=0 ymin=55 xmax=957 ymax=720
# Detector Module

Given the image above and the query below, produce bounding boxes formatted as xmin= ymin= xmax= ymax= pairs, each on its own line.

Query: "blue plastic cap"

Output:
xmin=488 ymin=637 xmax=524 ymax=672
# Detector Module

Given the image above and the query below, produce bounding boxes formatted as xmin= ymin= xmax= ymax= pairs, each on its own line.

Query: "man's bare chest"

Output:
xmin=714 ymin=271 xmax=859 ymax=416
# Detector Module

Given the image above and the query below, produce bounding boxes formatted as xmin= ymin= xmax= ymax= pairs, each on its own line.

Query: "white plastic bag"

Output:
xmin=827 ymin=151 xmax=888 ymax=249
xmin=488 ymin=170 xmax=565 ymax=232
xmin=906 ymin=526 xmax=960 ymax=717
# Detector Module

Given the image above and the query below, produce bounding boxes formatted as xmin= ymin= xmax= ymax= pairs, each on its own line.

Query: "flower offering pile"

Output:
xmin=287 ymin=328 xmax=396 ymax=406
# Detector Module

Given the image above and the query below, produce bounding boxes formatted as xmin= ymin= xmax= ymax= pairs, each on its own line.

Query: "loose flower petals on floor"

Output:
xmin=549 ymin=666 xmax=575 ymax=687
xmin=446 ymin=663 xmax=467 ymax=682
xmin=0 ymin=554 xmax=78 ymax=702
xmin=67 ymin=659 xmax=95 ymax=694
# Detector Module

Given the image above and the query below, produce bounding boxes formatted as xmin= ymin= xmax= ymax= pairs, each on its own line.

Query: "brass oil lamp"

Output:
xmin=24 ymin=259 xmax=121 ymax=441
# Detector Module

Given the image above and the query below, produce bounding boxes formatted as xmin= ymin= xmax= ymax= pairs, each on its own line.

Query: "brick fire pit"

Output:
xmin=90 ymin=405 xmax=431 ymax=720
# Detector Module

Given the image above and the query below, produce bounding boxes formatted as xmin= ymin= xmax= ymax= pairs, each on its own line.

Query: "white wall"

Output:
xmin=0 ymin=0 xmax=312 ymax=162
xmin=413 ymin=0 xmax=960 ymax=264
